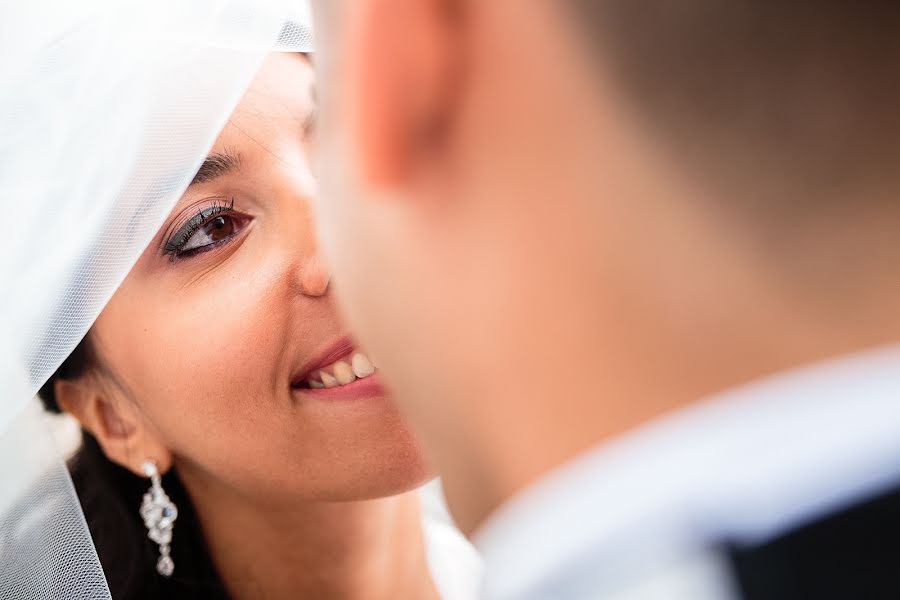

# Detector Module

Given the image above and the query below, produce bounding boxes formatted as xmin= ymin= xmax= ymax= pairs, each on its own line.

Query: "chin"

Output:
xmin=313 ymin=438 xmax=433 ymax=502
xmin=271 ymin=388 xmax=435 ymax=502
xmin=337 ymin=447 xmax=433 ymax=502
xmin=374 ymin=459 xmax=433 ymax=499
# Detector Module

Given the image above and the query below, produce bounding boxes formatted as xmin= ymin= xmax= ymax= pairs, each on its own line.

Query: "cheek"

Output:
xmin=95 ymin=250 xmax=431 ymax=503
xmin=99 ymin=264 xmax=292 ymax=446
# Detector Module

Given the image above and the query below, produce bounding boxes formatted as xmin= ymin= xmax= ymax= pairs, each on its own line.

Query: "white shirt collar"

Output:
xmin=474 ymin=345 xmax=900 ymax=600
xmin=421 ymin=480 xmax=485 ymax=600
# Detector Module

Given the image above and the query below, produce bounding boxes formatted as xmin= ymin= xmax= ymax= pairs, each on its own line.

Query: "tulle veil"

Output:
xmin=0 ymin=1 xmax=313 ymax=597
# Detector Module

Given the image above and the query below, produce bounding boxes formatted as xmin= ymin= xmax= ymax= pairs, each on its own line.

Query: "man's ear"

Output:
xmin=55 ymin=377 xmax=173 ymax=476
xmin=347 ymin=0 xmax=462 ymax=186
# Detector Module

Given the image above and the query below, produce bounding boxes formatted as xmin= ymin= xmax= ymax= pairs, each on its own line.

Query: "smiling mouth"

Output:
xmin=292 ymin=351 xmax=377 ymax=390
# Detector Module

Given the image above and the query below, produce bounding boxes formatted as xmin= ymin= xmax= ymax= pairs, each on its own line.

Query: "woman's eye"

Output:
xmin=180 ymin=214 xmax=240 ymax=254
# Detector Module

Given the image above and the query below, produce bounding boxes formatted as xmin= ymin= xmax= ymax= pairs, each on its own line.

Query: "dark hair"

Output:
xmin=39 ymin=345 xmax=230 ymax=599
xmin=70 ymin=435 xmax=229 ymax=599
xmin=38 ymin=336 xmax=93 ymax=413
xmin=567 ymin=2 xmax=900 ymax=213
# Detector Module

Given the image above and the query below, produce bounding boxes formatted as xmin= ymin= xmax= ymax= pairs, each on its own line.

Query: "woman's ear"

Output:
xmin=55 ymin=376 xmax=173 ymax=475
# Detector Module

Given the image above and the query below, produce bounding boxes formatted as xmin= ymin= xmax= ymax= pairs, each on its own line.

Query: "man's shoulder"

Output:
xmin=508 ymin=481 xmax=900 ymax=600
xmin=727 ymin=481 xmax=900 ymax=600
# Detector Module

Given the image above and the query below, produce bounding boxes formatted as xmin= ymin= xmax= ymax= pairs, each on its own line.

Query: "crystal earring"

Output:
xmin=140 ymin=460 xmax=178 ymax=577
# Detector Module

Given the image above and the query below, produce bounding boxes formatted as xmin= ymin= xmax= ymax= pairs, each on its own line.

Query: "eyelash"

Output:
xmin=163 ymin=198 xmax=243 ymax=261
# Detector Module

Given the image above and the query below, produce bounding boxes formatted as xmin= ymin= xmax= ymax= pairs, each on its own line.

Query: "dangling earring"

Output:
xmin=140 ymin=460 xmax=178 ymax=577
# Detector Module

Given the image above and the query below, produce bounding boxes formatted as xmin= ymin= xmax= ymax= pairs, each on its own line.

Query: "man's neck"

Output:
xmin=179 ymin=472 xmax=439 ymax=600
xmin=456 ymin=301 xmax=900 ymax=538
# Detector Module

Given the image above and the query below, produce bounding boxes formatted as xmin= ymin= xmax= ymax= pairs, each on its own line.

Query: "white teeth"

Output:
xmin=351 ymin=353 xmax=375 ymax=378
xmin=319 ymin=371 xmax=339 ymax=388
xmin=332 ymin=361 xmax=357 ymax=385
xmin=301 ymin=353 xmax=378 ymax=391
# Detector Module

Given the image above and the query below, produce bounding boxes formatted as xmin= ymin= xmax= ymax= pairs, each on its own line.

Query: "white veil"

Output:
xmin=0 ymin=1 xmax=313 ymax=597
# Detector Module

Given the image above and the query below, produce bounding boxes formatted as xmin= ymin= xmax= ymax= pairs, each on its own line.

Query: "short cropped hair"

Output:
xmin=569 ymin=2 xmax=900 ymax=215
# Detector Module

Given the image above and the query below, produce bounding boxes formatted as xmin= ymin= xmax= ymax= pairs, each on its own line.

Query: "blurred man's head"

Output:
xmin=312 ymin=0 xmax=900 ymax=532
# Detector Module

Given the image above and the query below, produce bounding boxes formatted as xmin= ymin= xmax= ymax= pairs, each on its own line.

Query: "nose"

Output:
xmin=298 ymin=254 xmax=331 ymax=297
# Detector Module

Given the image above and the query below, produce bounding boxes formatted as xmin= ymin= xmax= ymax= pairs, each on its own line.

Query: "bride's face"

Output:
xmin=87 ymin=53 xmax=429 ymax=503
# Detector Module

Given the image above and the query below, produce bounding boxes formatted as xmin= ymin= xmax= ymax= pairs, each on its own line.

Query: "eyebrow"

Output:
xmin=190 ymin=150 xmax=242 ymax=186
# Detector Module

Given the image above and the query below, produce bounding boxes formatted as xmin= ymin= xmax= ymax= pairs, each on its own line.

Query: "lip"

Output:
xmin=290 ymin=335 xmax=358 ymax=388
xmin=292 ymin=372 xmax=388 ymax=401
